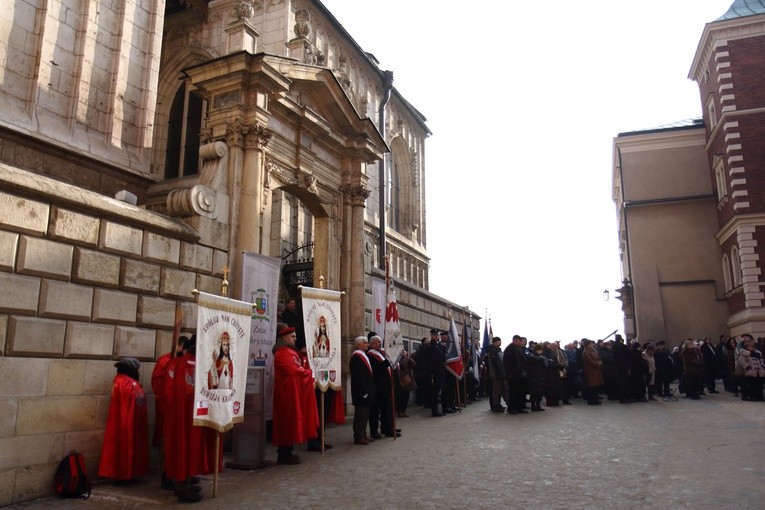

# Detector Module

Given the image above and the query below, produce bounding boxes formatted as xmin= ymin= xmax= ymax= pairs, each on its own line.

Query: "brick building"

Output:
xmin=613 ymin=0 xmax=765 ymax=341
xmin=0 ymin=1 xmax=479 ymax=503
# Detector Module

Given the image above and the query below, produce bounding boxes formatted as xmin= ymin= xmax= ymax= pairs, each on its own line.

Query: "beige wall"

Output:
xmin=614 ymin=126 xmax=729 ymax=344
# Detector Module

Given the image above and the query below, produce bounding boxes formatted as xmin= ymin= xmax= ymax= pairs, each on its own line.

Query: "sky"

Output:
xmin=320 ymin=0 xmax=735 ymax=342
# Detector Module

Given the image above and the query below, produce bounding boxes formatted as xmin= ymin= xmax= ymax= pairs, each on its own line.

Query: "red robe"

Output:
xmin=98 ymin=374 xmax=149 ymax=480
xmin=162 ymin=354 xmax=221 ymax=482
xmin=272 ymin=346 xmax=319 ymax=447
xmin=151 ymin=352 xmax=173 ymax=447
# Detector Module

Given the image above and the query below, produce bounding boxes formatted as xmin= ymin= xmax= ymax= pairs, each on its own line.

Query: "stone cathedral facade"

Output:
xmin=0 ymin=0 xmax=479 ymax=503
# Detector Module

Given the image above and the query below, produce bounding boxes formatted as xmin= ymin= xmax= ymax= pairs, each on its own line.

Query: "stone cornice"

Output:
xmin=0 ymin=162 xmax=200 ymax=241
xmin=689 ymin=16 xmax=765 ymax=82
xmin=716 ymin=212 xmax=765 ymax=244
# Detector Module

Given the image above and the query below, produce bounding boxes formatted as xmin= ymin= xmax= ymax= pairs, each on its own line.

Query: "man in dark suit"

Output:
xmin=367 ymin=334 xmax=400 ymax=438
xmin=503 ymin=334 xmax=529 ymax=414
xmin=349 ymin=335 xmax=375 ymax=445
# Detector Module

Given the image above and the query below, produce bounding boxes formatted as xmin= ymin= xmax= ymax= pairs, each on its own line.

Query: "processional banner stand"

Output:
xmin=192 ymin=268 xmax=254 ymax=497
xmin=299 ymin=276 xmax=344 ymax=452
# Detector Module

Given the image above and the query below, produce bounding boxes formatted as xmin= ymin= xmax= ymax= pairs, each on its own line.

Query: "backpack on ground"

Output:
xmin=54 ymin=452 xmax=92 ymax=499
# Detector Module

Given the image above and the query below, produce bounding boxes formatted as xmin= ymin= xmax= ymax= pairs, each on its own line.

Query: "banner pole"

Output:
xmin=320 ymin=392 xmax=325 ymax=453
xmin=213 ymin=431 xmax=220 ymax=498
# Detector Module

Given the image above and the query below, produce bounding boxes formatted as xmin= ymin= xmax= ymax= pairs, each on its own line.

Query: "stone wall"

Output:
xmin=0 ymin=162 xmax=225 ymax=506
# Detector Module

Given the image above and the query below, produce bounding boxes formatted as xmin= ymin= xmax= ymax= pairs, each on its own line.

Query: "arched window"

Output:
xmin=722 ymin=254 xmax=731 ymax=292
xmin=714 ymin=157 xmax=726 ymax=201
xmin=386 ymin=155 xmax=400 ymax=232
xmin=731 ymin=246 xmax=742 ymax=288
xmin=164 ymin=81 xmax=205 ymax=179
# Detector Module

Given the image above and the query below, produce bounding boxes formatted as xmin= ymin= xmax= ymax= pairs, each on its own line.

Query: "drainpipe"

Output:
xmin=617 ymin=146 xmax=637 ymax=338
xmin=378 ymin=70 xmax=393 ymax=270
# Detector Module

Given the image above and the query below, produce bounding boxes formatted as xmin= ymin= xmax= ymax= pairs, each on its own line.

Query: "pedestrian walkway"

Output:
xmin=6 ymin=392 xmax=764 ymax=509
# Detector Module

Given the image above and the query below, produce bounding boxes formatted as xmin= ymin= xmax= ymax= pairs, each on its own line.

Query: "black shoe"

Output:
xmin=370 ymin=432 xmax=382 ymax=439
xmin=443 ymin=408 xmax=455 ymax=414
xmin=307 ymin=442 xmax=322 ymax=452
xmin=563 ymin=401 xmax=572 ymax=405
xmin=587 ymin=401 xmax=601 ymax=405
xmin=276 ymin=454 xmax=301 ymax=465
xmin=431 ymin=412 xmax=443 ymax=417
xmin=384 ymin=432 xmax=402 ymax=438
xmin=517 ymin=409 xmax=529 ymax=414
xmin=507 ymin=409 xmax=518 ymax=415
xmin=176 ymin=489 xmax=203 ymax=503
xmin=161 ymin=476 xmax=175 ymax=491
xmin=709 ymin=390 xmax=719 ymax=394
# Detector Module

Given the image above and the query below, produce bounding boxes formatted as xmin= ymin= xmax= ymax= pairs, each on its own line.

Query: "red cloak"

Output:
xmin=162 ymin=354 xmax=221 ymax=482
xmin=98 ymin=374 xmax=149 ymax=480
xmin=271 ymin=346 xmax=319 ymax=447
xmin=151 ymin=352 xmax=173 ymax=447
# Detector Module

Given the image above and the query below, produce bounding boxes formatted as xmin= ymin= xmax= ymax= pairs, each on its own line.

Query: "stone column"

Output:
xmin=348 ymin=185 xmax=369 ymax=339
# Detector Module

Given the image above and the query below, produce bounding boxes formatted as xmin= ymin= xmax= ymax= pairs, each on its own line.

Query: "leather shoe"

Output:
xmin=370 ymin=433 xmax=382 ymax=439
xmin=364 ymin=435 xmax=374 ymax=442
xmin=276 ymin=454 xmax=301 ymax=465
xmin=385 ymin=432 xmax=402 ymax=438
xmin=431 ymin=412 xmax=443 ymax=417
xmin=354 ymin=437 xmax=369 ymax=445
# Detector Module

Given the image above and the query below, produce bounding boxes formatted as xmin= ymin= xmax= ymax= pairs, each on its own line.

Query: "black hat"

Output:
xmin=429 ymin=328 xmax=439 ymax=334
xmin=368 ymin=331 xmax=378 ymax=341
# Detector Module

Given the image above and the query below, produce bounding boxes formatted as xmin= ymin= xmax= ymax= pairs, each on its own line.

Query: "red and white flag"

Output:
xmin=383 ymin=282 xmax=403 ymax=367
xmin=445 ymin=317 xmax=464 ymax=379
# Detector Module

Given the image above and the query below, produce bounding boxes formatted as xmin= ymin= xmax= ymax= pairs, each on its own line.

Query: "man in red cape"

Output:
xmin=272 ymin=325 xmax=319 ymax=464
xmin=163 ymin=335 xmax=221 ymax=502
xmin=98 ymin=357 xmax=149 ymax=481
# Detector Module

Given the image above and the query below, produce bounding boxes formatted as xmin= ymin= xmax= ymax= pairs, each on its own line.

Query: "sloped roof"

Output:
xmin=716 ymin=0 xmax=765 ymax=20
xmin=617 ymin=118 xmax=704 ymax=137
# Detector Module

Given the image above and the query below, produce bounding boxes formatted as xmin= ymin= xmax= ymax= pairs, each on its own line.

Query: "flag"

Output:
xmin=470 ymin=321 xmax=480 ymax=383
xmin=194 ymin=291 xmax=252 ymax=432
xmin=382 ymin=283 xmax=403 ymax=367
xmin=480 ymin=321 xmax=491 ymax=357
xmin=445 ymin=317 xmax=464 ymax=379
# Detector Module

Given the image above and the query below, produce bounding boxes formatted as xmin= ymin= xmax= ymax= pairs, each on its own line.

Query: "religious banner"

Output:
xmin=383 ymin=281 xmax=403 ymax=367
xmin=241 ymin=252 xmax=280 ymax=420
xmin=194 ymin=291 xmax=253 ymax=432
xmin=300 ymin=286 xmax=342 ymax=392
xmin=371 ymin=277 xmax=386 ymax=335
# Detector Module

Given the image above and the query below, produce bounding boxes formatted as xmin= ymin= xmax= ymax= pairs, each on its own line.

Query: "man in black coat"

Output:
xmin=503 ymin=335 xmax=528 ymax=414
xmin=701 ymin=337 xmax=720 ymax=393
xmin=349 ymin=336 xmax=375 ymax=445
xmin=654 ymin=340 xmax=674 ymax=397
xmin=424 ymin=328 xmax=446 ymax=417
xmin=367 ymin=334 xmax=399 ymax=438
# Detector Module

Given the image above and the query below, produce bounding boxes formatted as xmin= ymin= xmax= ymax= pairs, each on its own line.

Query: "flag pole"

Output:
xmin=319 ymin=276 xmax=326 ymax=453
xmin=385 ymin=256 xmax=397 ymax=440
xmin=213 ymin=267 xmax=230 ymax=498
xmin=461 ymin=311 xmax=467 ymax=407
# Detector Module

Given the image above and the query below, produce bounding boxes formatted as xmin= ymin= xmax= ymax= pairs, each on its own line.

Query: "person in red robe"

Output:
xmin=98 ymin=357 xmax=149 ymax=481
xmin=163 ymin=335 xmax=221 ymax=503
xmin=151 ymin=335 xmax=187 ymax=490
xmin=272 ymin=325 xmax=319 ymax=465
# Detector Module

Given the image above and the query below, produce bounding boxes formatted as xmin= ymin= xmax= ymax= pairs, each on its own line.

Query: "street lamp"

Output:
xmin=603 ymin=289 xmax=610 ymax=301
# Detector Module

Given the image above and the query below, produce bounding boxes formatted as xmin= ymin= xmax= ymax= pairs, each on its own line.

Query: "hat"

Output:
xmin=115 ymin=357 xmax=140 ymax=371
xmin=429 ymin=328 xmax=439 ymax=334
xmin=278 ymin=326 xmax=295 ymax=337
xmin=368 ymin=331 xmax=378 ymax=341
xmin=440 ymin=330 xmax=449 ymax=336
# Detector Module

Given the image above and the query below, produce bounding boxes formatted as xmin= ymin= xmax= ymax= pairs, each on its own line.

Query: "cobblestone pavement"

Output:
xmin=6 ymin=390 xmax=764 ymax=510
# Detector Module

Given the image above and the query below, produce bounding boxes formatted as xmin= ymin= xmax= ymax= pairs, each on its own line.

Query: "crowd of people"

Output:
xmin=94 ymin=318 xmax=764 ymax=503
xmin=346 ymin=328 xmax=765 ymax=443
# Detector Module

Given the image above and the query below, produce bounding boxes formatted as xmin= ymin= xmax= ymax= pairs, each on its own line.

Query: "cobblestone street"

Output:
xmin=7 ymin=391 xmax=764 ymax=510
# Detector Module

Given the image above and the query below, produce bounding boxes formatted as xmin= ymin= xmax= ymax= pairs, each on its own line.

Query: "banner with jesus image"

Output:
xmin=194 ymin=291 xmax=252 ymax=432
xmin=300 ymin=286 xmax=342 ymax=392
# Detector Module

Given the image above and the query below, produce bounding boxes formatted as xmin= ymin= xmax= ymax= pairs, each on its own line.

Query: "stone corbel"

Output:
xmin=166 ymin=141 xmax=228 ymax=219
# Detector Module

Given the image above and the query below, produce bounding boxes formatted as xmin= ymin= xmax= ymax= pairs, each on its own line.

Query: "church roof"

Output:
xmin=716 ymin=0 xmax=765 ymax=21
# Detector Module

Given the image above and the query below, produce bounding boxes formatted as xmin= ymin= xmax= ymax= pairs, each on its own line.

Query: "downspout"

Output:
xmin=378 ymin=70 xmax=394 ymax=270
xmin=616 ymin=146 xmax=637 ymax=338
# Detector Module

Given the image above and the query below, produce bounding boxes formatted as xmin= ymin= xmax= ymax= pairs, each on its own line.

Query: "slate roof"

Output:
xmin=716 ymin=0 xmax=765 ymax=20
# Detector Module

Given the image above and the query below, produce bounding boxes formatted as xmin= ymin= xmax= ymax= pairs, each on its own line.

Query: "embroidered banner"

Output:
xmin=241 ymin=252 xmax=280 ymax=420
xmin=194 ymin=291 xmax=252 ymax=432
xmin=383 ymin=282 xmax=403 ymax=367
xmin=300 ymin=286 xmax=342 ymax=392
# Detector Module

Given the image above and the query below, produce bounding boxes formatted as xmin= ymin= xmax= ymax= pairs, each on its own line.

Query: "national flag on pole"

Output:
xmin=383 ymin=283 xmax=403 ymax=367
xmin=445 ymin=316 xmax=464 ymax=379
xmin=481 ymin=320 xmax=491 ymax=357
xmin=469 ymin=321 xmax=480 ymax=383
